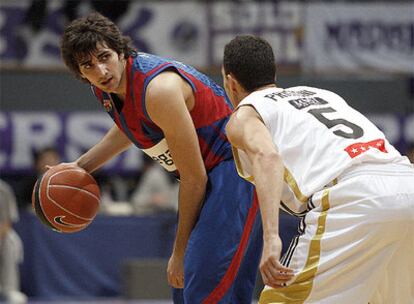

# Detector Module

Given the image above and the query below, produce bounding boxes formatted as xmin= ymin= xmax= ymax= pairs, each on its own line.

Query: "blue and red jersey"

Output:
xmin=92 ymin=52 xmax=234 ymax=177
xmin=93 ymin=53 xmax=262 ymax=303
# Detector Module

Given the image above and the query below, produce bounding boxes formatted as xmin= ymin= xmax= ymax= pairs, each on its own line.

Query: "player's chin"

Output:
xmin=98 ymin=79 xmax=117 ymax=92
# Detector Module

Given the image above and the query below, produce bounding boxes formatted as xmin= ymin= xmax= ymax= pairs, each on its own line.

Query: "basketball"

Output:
xmin=32 ymin=163 xmax=100 ymax=233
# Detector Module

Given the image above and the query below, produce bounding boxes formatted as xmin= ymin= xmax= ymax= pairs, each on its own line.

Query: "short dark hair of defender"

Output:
xmin=223 ymin=35 xmax=276 ymax=92
xmin=60 ymin=12 xmax=135 ymax=82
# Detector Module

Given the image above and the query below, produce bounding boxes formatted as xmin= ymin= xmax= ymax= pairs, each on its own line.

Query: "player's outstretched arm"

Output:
xmin=226 ymin=106 xmax=294 ymax=288
xmin=146 ymin=71 xmax=208 ymax=289
xmin=74 ymin=124 xmax=132 ymax=173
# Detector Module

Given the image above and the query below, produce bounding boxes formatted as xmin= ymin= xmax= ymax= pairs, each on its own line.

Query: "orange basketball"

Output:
xmin=32 ymin=163 xmax=100 ymax=233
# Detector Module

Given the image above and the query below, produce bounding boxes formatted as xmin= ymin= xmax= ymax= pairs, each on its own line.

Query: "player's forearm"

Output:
xmin=252 ymin=151 xmax=284 ymax=240
xmin=76 ymin=125 xmax=132 ymax=173
xmin=173 ymin=177 xmax=207 ymax=256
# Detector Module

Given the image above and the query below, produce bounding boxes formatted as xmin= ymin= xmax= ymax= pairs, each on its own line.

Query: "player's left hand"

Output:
xmin=167 ymin=252 xmax=185 ymax=288
xmin=260 ymin=235 xmax=294 ymax=288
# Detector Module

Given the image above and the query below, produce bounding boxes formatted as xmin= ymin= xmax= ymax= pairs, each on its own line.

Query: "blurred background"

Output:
xmin=0 ymin=0 xmax=413 ymax=303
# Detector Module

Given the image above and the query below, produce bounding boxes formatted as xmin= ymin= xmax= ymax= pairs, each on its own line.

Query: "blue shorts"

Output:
xmin=173 ymin=160 xmax=263 ymax=303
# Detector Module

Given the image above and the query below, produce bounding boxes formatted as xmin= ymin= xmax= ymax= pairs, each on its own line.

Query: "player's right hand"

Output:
xmin=167 ymin=252 xmax=185 ymax=288
xmin=260 ymin=235 xmax=294 ymax=288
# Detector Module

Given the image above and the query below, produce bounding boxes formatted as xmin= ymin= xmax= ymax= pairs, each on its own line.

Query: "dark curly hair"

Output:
xmin=60 ymin=12 xmax=135 ymax=81
xmin=223 ymin=35 xmax=276 ymax=92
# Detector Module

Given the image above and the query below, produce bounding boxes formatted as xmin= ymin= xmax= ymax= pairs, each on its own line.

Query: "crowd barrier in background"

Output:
xmin=15 ymin=210 xmax=299 ymax=299
xmin=14 ymin=211 xmax=177 ymax=299
xmin=1 ymin=1 xmax=413 ymax=74
xmin=0 ymin=111 xmax=413 ymax=174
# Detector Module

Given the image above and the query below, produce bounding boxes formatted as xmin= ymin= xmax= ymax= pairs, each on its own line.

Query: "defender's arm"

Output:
xmin=226 ymin=105 xmax=293 ymax=287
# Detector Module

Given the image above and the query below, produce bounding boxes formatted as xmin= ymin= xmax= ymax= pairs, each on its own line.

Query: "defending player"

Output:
xmin=222 ymin=35 xmax=414 ymax=303
xmin=59 ymin=13 xmax=263 ymax=303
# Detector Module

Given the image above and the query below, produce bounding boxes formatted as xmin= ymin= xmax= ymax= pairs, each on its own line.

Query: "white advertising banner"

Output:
xmin=304 ymin=3 xmax=414 ymax=74
xmin=209 ymin=2 xmax=303 ymax=66
xmin=0 ymin=1 xmax=302 ymax=68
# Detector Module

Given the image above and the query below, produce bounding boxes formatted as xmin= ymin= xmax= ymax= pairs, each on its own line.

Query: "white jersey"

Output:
xmin=233 ymin=86 xmax=411 ymax=215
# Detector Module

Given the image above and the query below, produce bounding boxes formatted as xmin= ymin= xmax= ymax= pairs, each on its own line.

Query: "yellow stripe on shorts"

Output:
xmin=259 ymin=189 xmax=331 ymax=304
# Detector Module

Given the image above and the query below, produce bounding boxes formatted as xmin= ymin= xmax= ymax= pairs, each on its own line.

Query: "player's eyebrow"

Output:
xmin=96 ymin=50 xmax=111 ymax=60
xmin=79 ymin=58 xmax=92 ymax=67
xmin=77 ymin=53 xmax=93 ymax=67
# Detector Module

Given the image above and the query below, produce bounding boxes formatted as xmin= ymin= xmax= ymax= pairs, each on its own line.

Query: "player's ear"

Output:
xmin=118 ymin=53 xmax=127 ymax=67
xmin=227 ymin=74 xmax=241 ymax=94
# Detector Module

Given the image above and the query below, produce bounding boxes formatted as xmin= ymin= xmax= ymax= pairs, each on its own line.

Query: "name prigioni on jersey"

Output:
xmin=233 ymin=86 xmax=410 ymax=214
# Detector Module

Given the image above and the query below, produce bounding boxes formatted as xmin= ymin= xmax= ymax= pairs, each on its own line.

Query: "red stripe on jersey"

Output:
xmin=92 ymin=87 xmax=103 ymax=100
xmin=202 ymin=192 xmax=259 ymax=303
xmin=344 ymin=138 xmax=388 ymax=158
xmin=198 ymin=135 xmax=225 ymax=171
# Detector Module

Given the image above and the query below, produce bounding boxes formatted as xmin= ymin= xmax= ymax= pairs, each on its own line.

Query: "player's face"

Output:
xmin=78 ymin=42 xmax=126 ymax=94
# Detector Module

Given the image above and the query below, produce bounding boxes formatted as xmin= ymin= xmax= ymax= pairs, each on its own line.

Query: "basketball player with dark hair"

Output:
xmin=59 ymin=13 xmax=265 ymax=303
xmin=222 ymin=35 xmax=414 ymax=303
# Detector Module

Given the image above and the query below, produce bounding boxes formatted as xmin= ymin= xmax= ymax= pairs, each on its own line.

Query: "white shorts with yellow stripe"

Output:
xmin=260 ymin=163 xmax=414 ymax=304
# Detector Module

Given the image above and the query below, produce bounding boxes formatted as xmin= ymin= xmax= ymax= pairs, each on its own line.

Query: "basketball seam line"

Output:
xmin=45 ymin=169 xmax=98 ymax=221
xmin=48 ymin=185 xmax=100 ymax=202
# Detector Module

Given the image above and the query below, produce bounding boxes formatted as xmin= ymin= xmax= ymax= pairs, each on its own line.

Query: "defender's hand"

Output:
xmin=260 ymin=235 xmax=294 ymax=288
